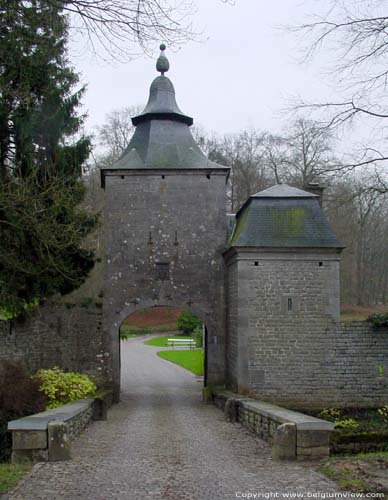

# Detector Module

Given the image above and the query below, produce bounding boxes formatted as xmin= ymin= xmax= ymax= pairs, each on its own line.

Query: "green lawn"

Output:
xmin=144 ymin=335 xmax=198 ymax=347
xmin=0 ymin=463 xmax=31 ymax=494
xmin=157 ymin=349 xmax=204 ymax=376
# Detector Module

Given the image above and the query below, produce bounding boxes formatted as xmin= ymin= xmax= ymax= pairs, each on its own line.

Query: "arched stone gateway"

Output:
xmin=98 ymin=47 xmax=388 ymax=408
xmin=3 ymin=46 xmax=388 ymax=410
xmin=100 ymin=46 xmax=229 ymax=401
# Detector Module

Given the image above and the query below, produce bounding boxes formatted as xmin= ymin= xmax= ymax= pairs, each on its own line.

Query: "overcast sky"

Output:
xmin=70 ymin=1 xmax=337 ymax=138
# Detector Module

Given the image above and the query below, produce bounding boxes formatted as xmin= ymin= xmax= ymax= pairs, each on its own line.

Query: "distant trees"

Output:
xmin=94 ymin=106 xmax=142 ymax=167
xmin=293 ymin=1 xmax=388 ymax=185
xmin=327 ymin=177 xmax=388 ymax=306
xmin=192 ymin=118 xmax=340 ymax=212
xmin=288 ymin=1 xmax=388 ymax=305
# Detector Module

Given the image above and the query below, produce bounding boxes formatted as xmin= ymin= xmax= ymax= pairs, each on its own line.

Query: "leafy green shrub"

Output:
xmin=34 ymin=367 xmax=96 ymax=410
xmin=177 ymin=311 xmax=202 ymax=335
xmin=334 ymin=418 xmax=359 ymax=431
xmin=192 ymin=325 xmax=203 ymax=347
xmin=318 ymin=408 xmax=359 ymax=431
xmin=0 ymin=361 xmax=45 ymax=462
xmin=378 ymin=405 xmax=388 ymax=423
xmin=319 ymin=408 xmax=341 ymax=421
xmin=367 ymin=313 xmax=388 ymax=328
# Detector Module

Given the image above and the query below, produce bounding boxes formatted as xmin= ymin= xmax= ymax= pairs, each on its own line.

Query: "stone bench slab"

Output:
xmin=213 ymin=390 xmax=333 ymax=460
xmin=8 ymin=398 xmax=94 ymax=431
xmin=241 ymin=400 xmax=334 ymax=431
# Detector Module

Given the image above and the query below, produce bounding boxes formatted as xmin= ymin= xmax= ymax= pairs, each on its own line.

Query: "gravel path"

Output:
xmin=9 ymin=336 xmax=338 ymax=499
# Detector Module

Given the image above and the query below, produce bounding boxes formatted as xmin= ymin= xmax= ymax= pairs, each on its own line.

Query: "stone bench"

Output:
xmin=8 ymin=391 xmax=113 ymax=463
xmin=212 ymin=390 xmax=333 ymax=460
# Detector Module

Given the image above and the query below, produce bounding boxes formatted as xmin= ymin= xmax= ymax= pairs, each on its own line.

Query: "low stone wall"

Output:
xmin=213 ymin=390 xmax=333 ymax=460
xmin=8 ymin=392 xmax=112 ymax=463
xmin=66 ymin=403 xmax=94 ymax=441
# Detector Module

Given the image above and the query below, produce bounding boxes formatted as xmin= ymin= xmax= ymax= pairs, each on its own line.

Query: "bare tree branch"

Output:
xmin=290 ymin=1 xmax=388 ymax=180
xmin=37 ymin=0 xmax=199 ymax=60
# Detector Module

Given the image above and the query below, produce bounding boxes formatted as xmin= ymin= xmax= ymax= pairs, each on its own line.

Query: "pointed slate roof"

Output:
xmin=131 ymin=75 xmax=193 ymax=126
xmin=230 ymin=184 xmax=344 ymax=250
xmin=101 ymin=45 xmax=228 ymax=184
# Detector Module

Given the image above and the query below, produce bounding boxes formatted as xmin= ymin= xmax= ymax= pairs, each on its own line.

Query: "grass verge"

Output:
xmin=157 ymin=349 xmax=204 ymax=376
xmin=0 ymin=463 xmax=31 ymax=494
xmin=144 ymin=335 xmax=198 ymax=347
xmin=317 ymin=451 xmax=388 ymax=494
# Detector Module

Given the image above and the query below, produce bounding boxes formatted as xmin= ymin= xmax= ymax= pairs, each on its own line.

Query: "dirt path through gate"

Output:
xmin=9 ymin=337 xmax=338 ymax=499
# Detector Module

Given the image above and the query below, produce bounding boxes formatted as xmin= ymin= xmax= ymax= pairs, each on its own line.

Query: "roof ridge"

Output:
xmin=252 ymin=183 xmax=318 ymax=198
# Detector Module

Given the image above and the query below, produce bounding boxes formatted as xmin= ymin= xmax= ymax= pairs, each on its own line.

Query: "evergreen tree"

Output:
xmin=0 ymin=1 xmax=95 ymax=316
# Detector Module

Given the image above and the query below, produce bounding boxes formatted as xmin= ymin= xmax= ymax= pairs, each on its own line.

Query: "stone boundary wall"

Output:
xmin=9 ymin=392 xmax=113 ymax=463
xmin=328 ymin=321 xmax=388 ymax=407
xmin=212 ymin=390 xmax=333 ymax=460
xmin=0 ymin=302 xmax=112 ymax=388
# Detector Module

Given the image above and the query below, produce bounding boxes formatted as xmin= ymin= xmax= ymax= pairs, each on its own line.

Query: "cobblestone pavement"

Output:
xmin=9 ymin=337 xmax=338 ymax=500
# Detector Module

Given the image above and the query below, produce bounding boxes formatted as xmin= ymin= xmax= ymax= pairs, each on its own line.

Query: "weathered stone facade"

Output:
xmin=0 ymin=303 xmax=110 ymax=387
xmin=224 ymin=250 xmax=388 ymax=408
xmin=1 ymin=48 xmax=388 ymax=412
xmin=103 ymin=170 xmax=228 ymax=398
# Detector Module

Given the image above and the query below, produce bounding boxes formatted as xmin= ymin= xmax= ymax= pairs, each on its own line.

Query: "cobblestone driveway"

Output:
xmin=9 ymin=337 xmax=338 ymax=499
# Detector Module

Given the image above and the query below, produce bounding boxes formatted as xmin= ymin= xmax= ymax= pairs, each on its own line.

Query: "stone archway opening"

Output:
xmin=118 ymin=305 xmax=208 ymax=395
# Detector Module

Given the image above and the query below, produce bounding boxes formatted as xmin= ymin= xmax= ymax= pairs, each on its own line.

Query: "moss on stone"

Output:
xmin=230 ymin=207 xmax=249 ymax=244
xmin=271 ymin=207 xmax=306 ymax=238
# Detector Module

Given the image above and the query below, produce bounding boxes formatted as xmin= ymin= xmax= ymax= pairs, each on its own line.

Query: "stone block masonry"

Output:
xmin=213 ymin=390 xmax=333 ymax=460
xmin=0 ymin=302 xmax=111 ymax=388
xmin=103 ymin=170 xmax=228 ymax=399
xmin=224 ymin=251 xmax=388 ymax=409
xmin=8 ymin=398 xmax=95 ymax=462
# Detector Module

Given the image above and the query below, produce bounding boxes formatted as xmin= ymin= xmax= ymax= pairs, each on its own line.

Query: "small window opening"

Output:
xmin=254 ymin=261 xmax=259 ymax=267
xmin=156 ymin=262 xmax=170 ymax=281
xmin=206 ymin=174 xmax=211 ymax=179
xmin=161 ymin=175 xmax=165 ymax=179
xmin=287 ymin=298 xmax=293 ymax=311
xmin=319 ymin=262 xmax=323 ymax=267
xmin=121 ymin=175 xmax=125 ymax=180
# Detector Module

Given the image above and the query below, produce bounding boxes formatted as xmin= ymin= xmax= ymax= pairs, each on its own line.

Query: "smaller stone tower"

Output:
xmin=224 ymin=184 xmax=344 ymax=407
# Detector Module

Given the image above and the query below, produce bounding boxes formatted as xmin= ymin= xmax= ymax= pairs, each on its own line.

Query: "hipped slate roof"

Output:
xmin=101 ymin=46 xmax=228 ymax=178
xmin=230 ymin=184 xmax=344 ymax=249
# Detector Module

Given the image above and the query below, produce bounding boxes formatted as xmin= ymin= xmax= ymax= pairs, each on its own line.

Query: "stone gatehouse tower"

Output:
xmin=101 ymin=45 xmax=229 ymax=399
xmin=224 ymin=185 xmax=345 ymax=407
xmin=3 ymin=46 xmax=387 ymax=410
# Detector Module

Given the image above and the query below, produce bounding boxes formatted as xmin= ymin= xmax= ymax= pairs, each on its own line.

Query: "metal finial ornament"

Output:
xmin=156 ymin=44 xmax=169 ymax=75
